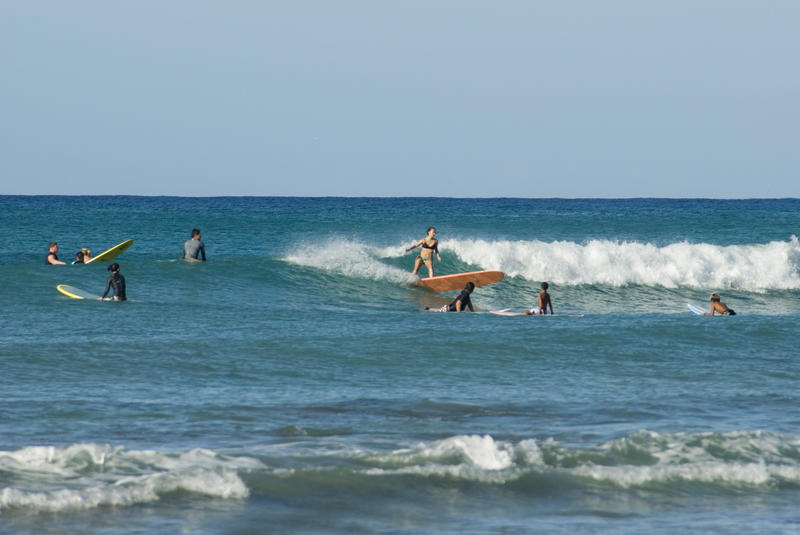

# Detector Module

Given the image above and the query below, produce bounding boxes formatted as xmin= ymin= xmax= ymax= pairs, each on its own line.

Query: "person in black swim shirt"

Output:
xmin=439 ymin=282 xmax=475 ymax=312
xmin=705 ymin=292 xmax=736 ymax=316
xmin=406 ymin=227 xmax=441 ymax=278
xmin=99 ymin=263 xmax=126 ymax=301
xmin=46 ymin=242 xmax=66 ymax=265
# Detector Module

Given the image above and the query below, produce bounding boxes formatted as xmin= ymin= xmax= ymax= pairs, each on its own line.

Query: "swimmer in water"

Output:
xmin=182 ymin=228 xmax=206 ymax=262
xmin=46 ymin=242 xmax=66 ymax=265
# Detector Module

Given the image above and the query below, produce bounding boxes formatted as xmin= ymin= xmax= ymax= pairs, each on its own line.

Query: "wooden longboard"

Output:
xmin=85 ymin=239 xmax=133 ymax=264
xmin=414 ymin=270 xmax=504 ymax=292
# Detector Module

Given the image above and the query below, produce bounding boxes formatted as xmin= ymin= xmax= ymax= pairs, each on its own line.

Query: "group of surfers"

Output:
xmin=44 ymin=229 xmax=207 ymax=301
xmin=47 ymin=224 xmax=737 ymax=316
xmin=407 ymin=226 xmax=736 ymax=316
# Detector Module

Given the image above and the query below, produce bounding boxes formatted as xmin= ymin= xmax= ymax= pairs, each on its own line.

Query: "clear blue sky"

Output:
xmin=2 ymin=1 xmax=798 ymax=197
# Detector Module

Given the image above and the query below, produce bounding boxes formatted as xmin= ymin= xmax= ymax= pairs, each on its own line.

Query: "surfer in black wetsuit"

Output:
xmin=406 ymin=227 xmax=441 ymax=278
xmin=100 ymin=263 xmax=126 ymax=301
xmin=446 ymin=282 xmax=475 ymax=312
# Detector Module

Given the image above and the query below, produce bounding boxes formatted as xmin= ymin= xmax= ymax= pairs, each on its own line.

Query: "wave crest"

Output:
xmin=0 ymin=444 xmax=261 ymax=513
xmin=362 ymin=430 xmax=800 ymax=488
xmin=446 ymin=236 xmax=800 ymax=290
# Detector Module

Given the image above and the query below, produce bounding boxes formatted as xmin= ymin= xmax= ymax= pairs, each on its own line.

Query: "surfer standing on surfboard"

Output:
xmin=406 ymin=227 xmax=441 ymax=278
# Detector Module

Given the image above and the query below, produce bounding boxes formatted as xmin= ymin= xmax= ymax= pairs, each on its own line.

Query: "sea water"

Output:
xmin=1 ymin=197 xmax=799 ymax=534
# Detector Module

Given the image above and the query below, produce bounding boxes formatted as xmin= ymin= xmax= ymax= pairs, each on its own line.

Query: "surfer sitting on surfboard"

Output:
xmin=99 ymin=263 xmax=127 ymax=301
xmin=406 ymin=227 xmax=441 ymax=278
xmin=524 ymin=282 xmax=554 ymax=315
xmin=705 ymin=292 xmax=736 ymax=316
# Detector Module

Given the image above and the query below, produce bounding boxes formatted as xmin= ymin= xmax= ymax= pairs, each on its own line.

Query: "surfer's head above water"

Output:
xmin=108 ymin=262 xmax=120 ymax=273
xmin=710 ymin=292 xmax=720 ymax=302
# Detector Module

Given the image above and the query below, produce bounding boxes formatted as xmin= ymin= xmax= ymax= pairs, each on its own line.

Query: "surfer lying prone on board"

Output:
xmin=524 ymin=282 xmax=554 ymax=315
xmin=99 ymin=263 xmax=127 ymax=301
xmin=406 ymin=227 xmax=441 ymax=278
xmin=705 ymin=292 xmax=736 ymax=316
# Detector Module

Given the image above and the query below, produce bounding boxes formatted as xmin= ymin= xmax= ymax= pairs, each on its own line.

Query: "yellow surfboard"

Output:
xmin=57 ymin=284 xmax=101 ymax=300
xmin=85 ymin=239 xmax=134 ymax=264
xmin=413 ymin=270 xmax=504 ymax=292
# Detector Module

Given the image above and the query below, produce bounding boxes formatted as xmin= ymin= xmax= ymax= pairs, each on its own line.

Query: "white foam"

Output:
xmin=283 ymin=239 xmax=416 ymax=284
xmin=445 ymin=236 xmax=800 ymax=291
xmin=0 ymin=444 xmax=262 ymax=513
xmin=362 ymin=431 xmax=800 ymax=488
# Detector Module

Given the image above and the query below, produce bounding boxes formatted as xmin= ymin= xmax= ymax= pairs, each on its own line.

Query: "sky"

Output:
xmin=1 ymin=1 xmax=798 ymax=197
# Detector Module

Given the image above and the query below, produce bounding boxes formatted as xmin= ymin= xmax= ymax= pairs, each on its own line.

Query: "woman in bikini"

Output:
xmin=406 ymin=227 xmax=442 ymax=278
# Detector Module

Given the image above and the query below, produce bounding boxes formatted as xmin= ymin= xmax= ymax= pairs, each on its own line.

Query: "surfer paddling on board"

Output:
xmin=406 ymin=227 xmax=441 ymax=278
xmin=182 ymin=228 xmax=206 ymax=262
xmin=99 ymin=262 xmax=126 ymax=301
xmin=524 ymin=282 xmax=554 ymax=315
xmin=704 ymin=292 xmax=736 ymax=316
xmin=46 ymin=242 xmax=66 ymax=265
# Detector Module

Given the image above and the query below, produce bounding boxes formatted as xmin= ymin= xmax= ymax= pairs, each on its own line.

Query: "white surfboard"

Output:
xmin=490 ymin=309 xmax=584 ymax=317
xmin=687 ymin=303 xmax=705 ymax=315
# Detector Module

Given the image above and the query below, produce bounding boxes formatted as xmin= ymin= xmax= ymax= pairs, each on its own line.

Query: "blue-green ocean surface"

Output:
xmin=1 ymin=197 xmax=799 ymax=534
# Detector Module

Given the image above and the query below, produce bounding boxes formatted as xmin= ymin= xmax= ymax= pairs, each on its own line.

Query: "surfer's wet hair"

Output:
xmin=465 ymin=282 xmax=475 ymax=292
xmin=108 ymin=262 xmax=120 ymax=272
xmin=541 ymin=282 xmax=549 ymax=290
xmin=191 ymin=228 xmax=201 ymax=237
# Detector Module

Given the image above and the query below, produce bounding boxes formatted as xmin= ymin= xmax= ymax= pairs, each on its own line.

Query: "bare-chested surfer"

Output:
xmin=705 ymin=292 xmax=736 ymax=316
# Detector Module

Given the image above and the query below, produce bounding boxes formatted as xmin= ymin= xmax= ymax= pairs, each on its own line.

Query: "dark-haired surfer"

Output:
xmin=525 ymin=282 xmax=554 ymax=315
xmin=428 ymin=282 xmax=475 ymax=312
xmin=406 ymin=227 xmax=441 ymax=278
xmin=99 ymin=263 xmax=126 ymax=301
xmin=46 ymin=242 xmax=66 ymax=265
xmin=182 ymin=228 xmax=206 ymax=261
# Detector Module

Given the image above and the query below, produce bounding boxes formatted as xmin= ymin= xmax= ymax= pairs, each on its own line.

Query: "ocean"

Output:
xmin=1 ymin=196 xmax=799 ymax=534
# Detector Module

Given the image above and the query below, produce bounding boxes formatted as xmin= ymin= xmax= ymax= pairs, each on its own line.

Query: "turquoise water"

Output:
xmin=2 ymin=197 xmax=800 ymax=534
